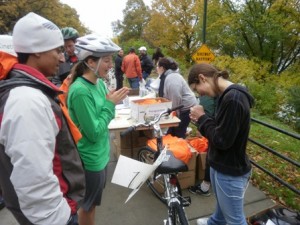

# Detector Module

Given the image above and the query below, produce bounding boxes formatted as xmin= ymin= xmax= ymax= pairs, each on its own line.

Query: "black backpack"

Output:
xmin=266 ymin=207 xmax=300 ymax=225
xmin=250 ymin=206 xmax=300 ymax=225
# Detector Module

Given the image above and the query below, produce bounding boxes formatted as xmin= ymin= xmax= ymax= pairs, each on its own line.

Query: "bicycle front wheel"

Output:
xmin=169 ymin=201 xmax=189 ymax=225
xmin=138 ymin=147 xmax=167 ymax=205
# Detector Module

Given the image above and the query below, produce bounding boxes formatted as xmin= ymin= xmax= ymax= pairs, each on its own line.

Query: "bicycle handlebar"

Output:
xmin=166 ymin=104 xmax=184 ymax=114
xmin=120 ymin=105 xmax=184 ymax=137
xmin=120 ymin=126 xmax=135 ymax=137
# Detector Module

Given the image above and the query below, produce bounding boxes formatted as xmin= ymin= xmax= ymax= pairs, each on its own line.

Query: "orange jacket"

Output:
xmin=121 ymin=53 xmax=142 ymax=79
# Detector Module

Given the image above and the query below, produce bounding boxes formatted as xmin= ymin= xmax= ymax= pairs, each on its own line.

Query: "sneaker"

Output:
xmin=188 ymin=185 xmax=200 ymax=194
xmin=188 ymin=185 xmax=211 ymax=197
xmin=197 ymin=217 xmax=209 ymax=225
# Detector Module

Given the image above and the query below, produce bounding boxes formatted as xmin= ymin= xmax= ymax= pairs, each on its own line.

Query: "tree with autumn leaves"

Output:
xmin=0 ymin=0 xmax=87 ymax=35
xmin=1 ymin=0 xmax=298 ymax=75
xmin=113 ymin=0 xmax=299 ymax=75
xmin=113 ymin=0 xmax=300 ymax=132
xmin=1 ymin=0 xmax=299 ymax=127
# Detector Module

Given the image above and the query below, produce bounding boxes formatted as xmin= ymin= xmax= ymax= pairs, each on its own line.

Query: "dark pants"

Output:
xmin=204 ymin=154 xmax=211 ymax=182
xmin=0 ymin=188 xmax=4 ymax=210
xmin=142 ymin=71 xmax=150 ymax=80
xmin=67 ymin=214 xmax=79 ymax=225
xmin=167 ymin=110 xmax=191 ymax=139
xmin=116 ymin=74 xmax=123 ymax=90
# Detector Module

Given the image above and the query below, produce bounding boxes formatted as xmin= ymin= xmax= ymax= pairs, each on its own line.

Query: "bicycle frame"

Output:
xmin=121 ymin=105 xmax=190 ymax=225
xmin=153 ymin=123 xmax=164 ymax=159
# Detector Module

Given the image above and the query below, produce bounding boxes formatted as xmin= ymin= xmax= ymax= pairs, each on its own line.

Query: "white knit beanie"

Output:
xmin=13 ymin=12 xmax=63 ymax=53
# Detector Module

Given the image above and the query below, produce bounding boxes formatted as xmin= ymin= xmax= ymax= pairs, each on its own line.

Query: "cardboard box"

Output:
xmin=130 ymin=97 xmax=172 ymax=123
xmin=120 ymin=130 xmax=152 ymax=149
xmin=178 ymin=170 xmax=196 ymax=189
xmin=112 ymin=139 xmax=142 ymax=160
xmin=196 ymin=152 xmax=207 ymax=180
xmin=112 ymin=139 xmax=121 ymax=159
xmin=111 ymin=129 xmax=154 ymax=159
xmin=152 ymin=170 xmax=196 ymax=193
xmin=198 ymin=152 xmax=207 ymax=170
xmin=111 ymin=130 xmax=153 ymax=151
xmin=120 ymin=147 xmax=141 ymax=160
xmin=187 ymin=150 xmax=197 ymax=171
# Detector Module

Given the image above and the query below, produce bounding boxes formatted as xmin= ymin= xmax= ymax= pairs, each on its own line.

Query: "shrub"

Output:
xmin=286 ymin=86 xmax=300 ymax=131
xmin=247 ymin=82 xmax=280 ymax=116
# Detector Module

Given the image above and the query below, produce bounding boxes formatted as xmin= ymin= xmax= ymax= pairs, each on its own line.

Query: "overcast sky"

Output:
xmin=60 ymin=0 xmax=152 ymax=37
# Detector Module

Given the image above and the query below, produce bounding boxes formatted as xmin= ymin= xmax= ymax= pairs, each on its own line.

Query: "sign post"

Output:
xmin=192 ymin=44 xmax=215 ymax=63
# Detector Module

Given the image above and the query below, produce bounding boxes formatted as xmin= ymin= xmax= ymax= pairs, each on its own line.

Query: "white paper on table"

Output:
xmin=111 ymin=148 xmax=169 ymax=203
xmin=266 ymin=219 xmax=276 ymax=225
xmin=115 ymin=104 xmax=131 ymax=110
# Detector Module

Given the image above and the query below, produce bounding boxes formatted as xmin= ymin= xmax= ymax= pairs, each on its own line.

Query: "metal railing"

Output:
xmin=249 ymin=118 xmax=300 ymax=195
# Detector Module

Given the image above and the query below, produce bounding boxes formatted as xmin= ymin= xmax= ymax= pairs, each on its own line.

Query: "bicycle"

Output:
xmin=121 ymin=105 xmax=191 ymax=225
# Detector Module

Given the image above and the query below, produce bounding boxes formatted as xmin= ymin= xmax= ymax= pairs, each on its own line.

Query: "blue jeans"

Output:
xmin=128 ymin=77 xmax=140 ymax=89
xmin=208 ymin=168 xmax=251 ymax=225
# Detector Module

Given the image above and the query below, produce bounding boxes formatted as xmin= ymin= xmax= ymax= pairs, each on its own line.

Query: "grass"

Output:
xmin=248 ymin=112 xmax=300 ymax=211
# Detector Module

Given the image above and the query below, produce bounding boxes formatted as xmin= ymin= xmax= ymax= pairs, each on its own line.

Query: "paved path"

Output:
xmin=0 ymin=158 xmax=277 ymax=225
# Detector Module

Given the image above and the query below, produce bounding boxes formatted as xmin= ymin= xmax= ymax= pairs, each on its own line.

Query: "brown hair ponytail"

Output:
xmin=188 ymin=63 xmax=229 ymax=94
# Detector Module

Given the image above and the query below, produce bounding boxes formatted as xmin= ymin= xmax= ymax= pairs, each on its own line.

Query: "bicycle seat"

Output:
xmin=156 ymin=150 xmax=188 ymax=174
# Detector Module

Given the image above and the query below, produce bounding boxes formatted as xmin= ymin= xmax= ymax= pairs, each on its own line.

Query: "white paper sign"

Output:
xmin=266 ymin=219 xmax=276 ymax=225
xmin=111 ymin=148 xmax=168 ymax=203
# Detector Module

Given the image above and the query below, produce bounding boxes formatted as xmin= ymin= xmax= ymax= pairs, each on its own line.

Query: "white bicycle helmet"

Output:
xmin=75 ymin=34 xmax=120 ymax=61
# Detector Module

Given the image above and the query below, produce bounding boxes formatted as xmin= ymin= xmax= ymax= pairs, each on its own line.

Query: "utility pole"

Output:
xmin=192 ymin=0 xmax=215 ymax=64
xmin=203 ymin=0 xmax=208 ymax=44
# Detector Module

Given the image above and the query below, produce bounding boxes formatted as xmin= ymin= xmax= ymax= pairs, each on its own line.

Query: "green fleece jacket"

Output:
xmin=67 ymin=77 xmax=115 ymax=171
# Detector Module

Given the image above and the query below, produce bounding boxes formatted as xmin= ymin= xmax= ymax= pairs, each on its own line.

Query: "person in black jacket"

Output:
xmin=188 ymin=63 xmax=254 ymax=225
xmin=51 ymin=27 xmax=79 ymax=86
xmin=138 ymin=46 xmax=153 ymax=80
xmin=114 ymin=49 xmax=124 ymax=90
xmin=152 ymin=47 xmax=164 ymax=66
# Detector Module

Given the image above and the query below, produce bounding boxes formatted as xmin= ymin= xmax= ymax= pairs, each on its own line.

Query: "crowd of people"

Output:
xmin=0 ymin=12 xmax=254 ymax=225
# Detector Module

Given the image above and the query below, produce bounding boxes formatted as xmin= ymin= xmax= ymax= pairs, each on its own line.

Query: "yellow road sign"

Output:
xmin=192 ymin=44 xmax=215 ymax=63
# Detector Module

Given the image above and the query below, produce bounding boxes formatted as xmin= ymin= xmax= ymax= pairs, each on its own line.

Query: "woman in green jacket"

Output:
xmin=67 ymin=34 xmax=129 ymax=225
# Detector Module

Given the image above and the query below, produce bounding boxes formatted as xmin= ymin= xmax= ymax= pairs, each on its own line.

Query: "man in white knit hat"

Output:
xmin=0 ymin=12 xmax=85 ymax=225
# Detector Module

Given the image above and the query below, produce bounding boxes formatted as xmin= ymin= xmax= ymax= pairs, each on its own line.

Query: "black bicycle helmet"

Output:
xmin=61 ymin=27 xmax=79 ymax=40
